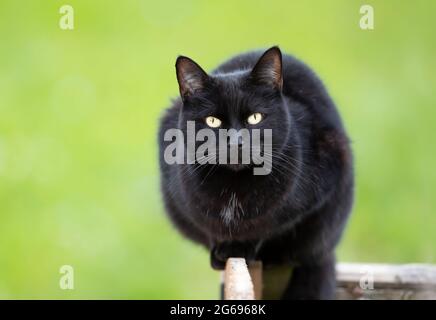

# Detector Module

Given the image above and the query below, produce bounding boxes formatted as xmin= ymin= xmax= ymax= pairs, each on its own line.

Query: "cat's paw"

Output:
xmin=210 ymin=242 xmax=256 ymax=270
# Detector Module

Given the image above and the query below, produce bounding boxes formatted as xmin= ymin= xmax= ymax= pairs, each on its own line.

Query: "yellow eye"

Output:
xmin=247 ymin=113 xmax=263 ymax=125
xmin=205 ymin=116 xmax=222 ymax=128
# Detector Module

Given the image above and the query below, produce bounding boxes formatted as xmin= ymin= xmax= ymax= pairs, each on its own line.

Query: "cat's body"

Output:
xmin=158 ymin=47 xmax=353 ymax=299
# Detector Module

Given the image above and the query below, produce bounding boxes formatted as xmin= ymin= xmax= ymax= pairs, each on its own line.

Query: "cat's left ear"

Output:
xmin=175 ymin=56 xmax=209 ymax=100
xmin=250 ymin=46 xmax=283 ymax=91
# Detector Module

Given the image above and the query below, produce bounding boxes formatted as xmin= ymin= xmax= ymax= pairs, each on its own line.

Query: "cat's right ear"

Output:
xmin=175 ymin=56 xmax=209 ymax=101
xmin=250 ymin=46 xmax=283 ymax=91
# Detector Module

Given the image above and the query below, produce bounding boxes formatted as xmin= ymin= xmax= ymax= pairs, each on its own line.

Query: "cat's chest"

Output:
xmin=192 ymin=176 xmax=275 ymax=222
xmin=219 ymin=192 xmax=245 ymax=225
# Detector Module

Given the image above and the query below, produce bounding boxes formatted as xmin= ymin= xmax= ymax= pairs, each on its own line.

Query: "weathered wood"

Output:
xmin=222 ymin=260 xmax=436 ymax=300
xmin=336 ymin=263 xmax=436 ymax=300
xmin=248 ymin=261 xmax=263 ymax=300
xmin=223 ymin=258 xmax=255 ymax=300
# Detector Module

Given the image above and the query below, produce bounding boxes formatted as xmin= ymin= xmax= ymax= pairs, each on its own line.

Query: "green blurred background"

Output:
xmin=0 ymin=0 xmax=435 ymax=299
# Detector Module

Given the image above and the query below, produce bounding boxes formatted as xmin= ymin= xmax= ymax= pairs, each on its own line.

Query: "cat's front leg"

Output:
xmin=281 ymin=253 xmax=336 ymax=300
xmin=210 ymin=241 xmax=257 ymax=270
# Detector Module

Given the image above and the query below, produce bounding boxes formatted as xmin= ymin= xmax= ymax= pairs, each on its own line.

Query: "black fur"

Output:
xmin=158 ymin=47 xmax=354 ymax=299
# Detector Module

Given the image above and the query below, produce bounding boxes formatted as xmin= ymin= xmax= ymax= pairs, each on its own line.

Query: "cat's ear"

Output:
xmin=250 ymin=46 xmax=283 ymax=90
xmin=175 ymin=56 xmax=209 ymax=100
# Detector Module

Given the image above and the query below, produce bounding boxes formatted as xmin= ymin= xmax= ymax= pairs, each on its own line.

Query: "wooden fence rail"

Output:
xmin=222 ymin=258 xmax=436 ymax=300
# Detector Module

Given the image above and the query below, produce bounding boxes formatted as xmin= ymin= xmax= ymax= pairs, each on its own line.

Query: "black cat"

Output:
xmin=158 ymin=46 xmax=354 ymax=299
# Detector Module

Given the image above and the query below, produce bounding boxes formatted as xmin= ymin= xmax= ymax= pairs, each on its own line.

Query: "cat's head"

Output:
xmin=175 ymin=46 xmax=291 ymax=174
